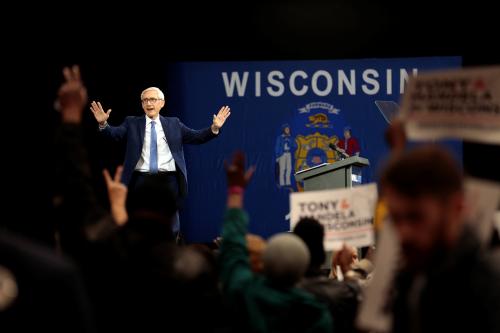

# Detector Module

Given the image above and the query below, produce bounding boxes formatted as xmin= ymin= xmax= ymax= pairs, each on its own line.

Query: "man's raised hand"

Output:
xmin=90 ymin=101 xmax=112 ymax=125
xmin=212 ymin=105 xmax=231 ymax=133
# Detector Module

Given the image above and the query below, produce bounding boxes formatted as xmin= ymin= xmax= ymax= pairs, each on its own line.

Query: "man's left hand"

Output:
xmin=212 ymin=105 xmax=231 ymax=134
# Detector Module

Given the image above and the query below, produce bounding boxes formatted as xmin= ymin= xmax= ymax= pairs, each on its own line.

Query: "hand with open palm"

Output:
xmin=211 ymin=105 xmax=231 ymax=133
xmin=90 ymin=101 xmax=112 ymax=126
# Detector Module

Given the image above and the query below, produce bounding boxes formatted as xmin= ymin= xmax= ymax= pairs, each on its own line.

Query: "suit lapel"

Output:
xmin=160 ymin=116 xmax=173 ymax=145
xmin=138 ymin=116 xmax=146 ymax=148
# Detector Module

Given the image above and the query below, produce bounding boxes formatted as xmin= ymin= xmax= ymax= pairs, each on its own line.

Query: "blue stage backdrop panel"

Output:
xmin=165 ymin=57 xmax=462 ymax=243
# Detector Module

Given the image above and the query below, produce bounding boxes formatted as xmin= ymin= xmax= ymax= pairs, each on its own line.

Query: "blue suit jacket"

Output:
xmin=275 ymin=134 xmax=297 ymax=158
xmin=101 ymin=115 xmax=218 ymax=196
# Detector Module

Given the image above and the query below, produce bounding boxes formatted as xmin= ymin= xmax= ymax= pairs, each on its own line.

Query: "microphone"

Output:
xmin=329 ymin=143 xmax=348 ymax=159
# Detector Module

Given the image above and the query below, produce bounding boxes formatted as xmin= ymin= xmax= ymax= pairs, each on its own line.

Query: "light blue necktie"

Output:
xmin=150 ymin=121 xmax=158 ymax=173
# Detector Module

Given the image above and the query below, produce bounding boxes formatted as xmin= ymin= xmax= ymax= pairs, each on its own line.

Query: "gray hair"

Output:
xmin=141 ymin=87 xmax=165 ymax=100
xmin=262 ymin=233 xmax=310 ymax=287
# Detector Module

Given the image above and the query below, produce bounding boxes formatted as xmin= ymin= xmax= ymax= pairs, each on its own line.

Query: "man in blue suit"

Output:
xmin=275 ymin=124 xmax=296 ymax=187
xmin=90 ymin=87 xmax=231 ymax=233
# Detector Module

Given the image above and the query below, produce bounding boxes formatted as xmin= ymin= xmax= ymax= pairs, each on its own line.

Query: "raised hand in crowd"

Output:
xmin=225 ymin=151 xmax=255 ymax=208
xmin=103 ymin=166 xmax=128 ymax=226
xmin=56 ymin=65 xmax=88 ymax=124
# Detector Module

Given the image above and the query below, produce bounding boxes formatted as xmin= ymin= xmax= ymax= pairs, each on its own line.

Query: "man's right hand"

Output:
xmin=90 ymin=101 xmax=112 ymax=125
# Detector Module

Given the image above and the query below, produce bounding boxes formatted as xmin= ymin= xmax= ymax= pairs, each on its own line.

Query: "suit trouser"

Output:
xmin=129 ymin=171 xmax=181 ymax=234
xmin=278 ymin=152 xmax=292 ymax=186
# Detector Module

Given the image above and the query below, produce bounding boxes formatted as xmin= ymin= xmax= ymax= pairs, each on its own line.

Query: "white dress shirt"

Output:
xmin=135 ymin=116 xmax=176 ymax=172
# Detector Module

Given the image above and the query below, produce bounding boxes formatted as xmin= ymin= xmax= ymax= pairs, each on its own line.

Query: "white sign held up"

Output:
xmin=290 ymin=183 xmax=377 ymax=251
xmin=464 ymin=177 xmax=500 ymax=245
xmin=400 ymin=66 xmax=500 ymax=144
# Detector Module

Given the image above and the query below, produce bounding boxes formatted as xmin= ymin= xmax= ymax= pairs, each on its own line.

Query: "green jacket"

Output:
xmin=220 ymin=208 xmax=333 ymax=333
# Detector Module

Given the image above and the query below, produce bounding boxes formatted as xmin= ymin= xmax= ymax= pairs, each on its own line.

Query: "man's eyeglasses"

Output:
xmin=142 ymin=98 xmax=162 ymax=104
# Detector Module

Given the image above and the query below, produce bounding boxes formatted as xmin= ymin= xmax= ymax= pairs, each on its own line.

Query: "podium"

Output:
xmin=295 ymin=156 xmax=370 ymax=191
xmin=294 ymin=156 xmax=370 ymax=269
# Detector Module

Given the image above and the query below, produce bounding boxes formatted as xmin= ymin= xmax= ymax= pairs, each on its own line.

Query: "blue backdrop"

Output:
xmin=165 ymin=57 xmax=462 ymax=243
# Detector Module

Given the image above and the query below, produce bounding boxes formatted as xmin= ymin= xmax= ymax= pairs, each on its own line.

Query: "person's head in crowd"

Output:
xmin=345 ymin=259 xmax=374 ymax=286
xmin=293 ymin=217 xmax=326 ymax=277
xmin=262 ymin=233 xmax=310 ymax=287
xmin=125 ymin=174 xmax=178 ymax=242
xmin=173 ymin=245 xmax=218 ymax=289
xmin=246 ymin=234 xmax=266 ymax=273
xmin=344 ymin=126 xmax=352 ymax=139
xmin=381 ymin=145 xmax=464 ymax=271
xmin=168 ymin=244 xmax=223 ymax=332
xmin=331 ymin=245 xmax=358 ymax=279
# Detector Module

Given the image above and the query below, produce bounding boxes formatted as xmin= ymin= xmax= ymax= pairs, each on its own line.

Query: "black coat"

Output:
xmin=391 ymin=230 xmax=500 ymax=333
xmin=0 ymin=230 xmax=95 ymax=333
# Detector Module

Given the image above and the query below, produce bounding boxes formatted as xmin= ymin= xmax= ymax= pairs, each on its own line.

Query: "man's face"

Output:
xmin=141 ymin=90 xmax=165 ymax=119
xmin=344 ymin=130 xmax=351 ymax=139
xmin=384 ymin=188 xmax=461 ymax=271
xmin=284 ymin=127 xmax=290 ymax=135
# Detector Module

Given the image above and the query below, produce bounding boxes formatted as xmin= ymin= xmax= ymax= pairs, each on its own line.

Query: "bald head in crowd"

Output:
xmin=262 ymin=233 xmax=310 ymax=287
